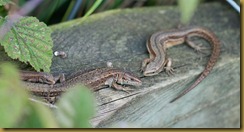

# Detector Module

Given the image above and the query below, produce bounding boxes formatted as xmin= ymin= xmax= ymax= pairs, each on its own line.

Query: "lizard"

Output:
xmin=23 ymin=67 xmax=142 ymax=100
xmin=20 ymin=70 xmax=65 ymax=85
xmin=141 ymin=26 xmax=220 ymax=103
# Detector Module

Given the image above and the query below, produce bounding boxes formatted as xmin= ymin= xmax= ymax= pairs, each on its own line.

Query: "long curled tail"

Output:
xmin=170 ymin=27 xmax=220 ymax=103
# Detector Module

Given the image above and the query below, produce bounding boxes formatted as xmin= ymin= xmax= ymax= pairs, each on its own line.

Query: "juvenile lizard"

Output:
xmin=141 ymin=27 xmax=220 ymax=103
xmin=23 ymin=67 xmax=142 ymax=98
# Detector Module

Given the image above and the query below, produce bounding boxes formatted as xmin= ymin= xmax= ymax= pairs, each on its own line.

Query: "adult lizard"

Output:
xmin=141 ymin=27 xmax=220 ymax=103
xmin=23 ymin=67 xmax=142 ymax=99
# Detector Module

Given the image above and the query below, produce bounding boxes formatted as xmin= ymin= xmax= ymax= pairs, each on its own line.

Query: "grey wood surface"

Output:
xmin=0 ymin=2 xmax=239 ymax=128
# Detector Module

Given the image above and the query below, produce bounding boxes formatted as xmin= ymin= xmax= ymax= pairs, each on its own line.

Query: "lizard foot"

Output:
xmin=193 ymin=43 xmax=210 ymax=54
xmin=165 ymin=67 xmax=175 ymax=76
xmin=140 ymin=67 xmax=145 ymax=73
xmin=186 ymin=38 xmax=210 ymax=54
xmin=121 ymin=86 xmax=135 ymax=93
xmin=164 ymin=58 xmax=174 ymax=76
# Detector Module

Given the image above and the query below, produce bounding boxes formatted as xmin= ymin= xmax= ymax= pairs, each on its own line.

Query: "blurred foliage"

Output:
xmin=16 ymin=101 xmax=59 ymax=128
xmin=0 ymin=0 xmax=11 ymax=6
xmin=0 ymin=0 xmax=211 ymax=25
xmin=0 ymin=63 xmax=95 ymax=128
xmin=29 ymin=0 xmax=68 ymax=23
xmin=178 ymin=0 xmax=200 ymax=24
xmin=56 ymin=85 xmax=95 ymax=128
xmin=27 ymin=0 xmax=180 ymax=25
xmin=83 ymin=0 xmax=103 ymax=18
xmin=0 ymin=0 xmax=234 ymax=25
xmin=0 ymin=63 xmax=28 ymax=127
xmin=0 ymin=5 xmax=7 ymax=16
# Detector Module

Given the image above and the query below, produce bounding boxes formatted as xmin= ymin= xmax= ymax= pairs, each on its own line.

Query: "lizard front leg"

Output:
xmin=164 ymin=58 xmax=175 ymax=75
xmin=111 ymin=81 xmax=134 ymax=93
xmin=141 ymin=58 xmax=151 ymax=72
xmin=105 ymin=77 xmax=134 ymax=93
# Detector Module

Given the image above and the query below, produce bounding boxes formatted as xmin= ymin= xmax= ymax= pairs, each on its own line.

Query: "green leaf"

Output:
xmin=0 ymin=16 xmax=53 ymax=72
xmin=16 ymin=102 xmax=59 ymax=128
xmin=0 ymin=0 xmax=11 ymax=6
xmin=56 ymin=85 xmax=95 ymax=128
xmin=0 ymin=63 xmax=28 ymax=127
xmin=178 ymin=0 xmax=200 ymax=24
xmin=83 ymin=0 xmax=103 ymax=18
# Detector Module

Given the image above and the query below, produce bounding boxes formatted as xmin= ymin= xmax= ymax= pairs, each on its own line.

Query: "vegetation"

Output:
xmin=0 ymin=63 xmax=95 ymax=128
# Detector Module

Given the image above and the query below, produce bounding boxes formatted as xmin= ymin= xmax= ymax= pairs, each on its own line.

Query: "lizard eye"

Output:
xmin=150 ymin=71 xmax=156 ymax=74
xmin=148 ymin=70 xmax=157 ymax=75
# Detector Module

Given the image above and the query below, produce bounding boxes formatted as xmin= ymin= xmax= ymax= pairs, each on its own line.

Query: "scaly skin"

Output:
xmin=20 ymin=70 xmax=56 ymax=85
xmin=141 ymin=27 xmax=220 ymax=103
xmin=23 ymin=68 xmax=142 ymax=97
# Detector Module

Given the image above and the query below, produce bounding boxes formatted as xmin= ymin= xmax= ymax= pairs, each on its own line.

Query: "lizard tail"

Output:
xmin=170 ymin=27 xmax=220 ymax=103
xmin=169 ymin=74 xmax=206 ymax=103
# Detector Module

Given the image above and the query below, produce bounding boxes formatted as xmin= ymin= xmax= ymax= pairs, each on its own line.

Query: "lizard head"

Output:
xmin=143 ymin=62 xmax=160 ymax=76
xmin=117 ymin=72 xmax=142 ymax=86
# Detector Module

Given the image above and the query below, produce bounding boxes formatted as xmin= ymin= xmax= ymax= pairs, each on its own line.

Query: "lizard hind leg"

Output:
xmin=186 ymin=37 xmax=210 ymax=54
xmin=164 ymin=58 xmax=175 ymax=76
xmin=54 ymin=73 xmax=66 ymax=83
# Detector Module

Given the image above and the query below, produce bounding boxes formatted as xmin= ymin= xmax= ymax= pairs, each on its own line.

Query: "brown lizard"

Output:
xmin=20 ymin=70 xmax=64 ymax=85
xmin=141 ymin=27 xmax=220 ymax=103
xmin=23 ymin=67 xmax=142 ymax=98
